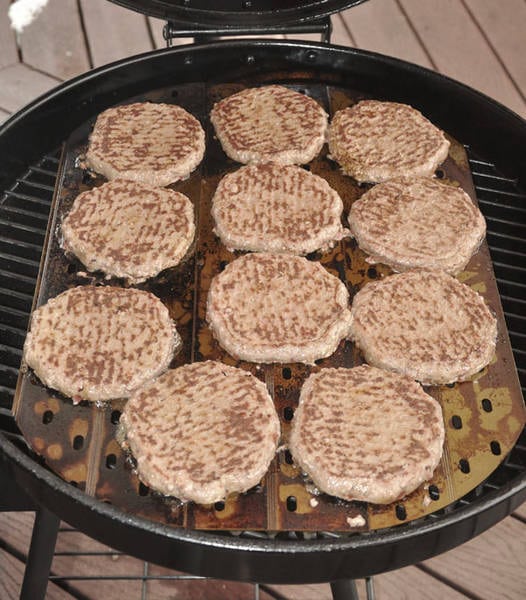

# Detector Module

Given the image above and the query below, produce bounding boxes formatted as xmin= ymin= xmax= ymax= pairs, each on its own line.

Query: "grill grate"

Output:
xmin=468 ymin=152 xmax=526 ymax=391
xmin=0 ymin=151 xmax=59 ymax=425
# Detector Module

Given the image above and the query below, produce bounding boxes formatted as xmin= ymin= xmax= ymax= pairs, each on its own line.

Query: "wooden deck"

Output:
xmin=1 ymin=0 xmax=525 ymax=121
xmin=0 ymin=0 xmax=525 ymax=598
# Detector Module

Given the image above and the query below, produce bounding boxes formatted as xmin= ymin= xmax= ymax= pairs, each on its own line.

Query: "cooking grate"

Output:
xmin=0 ymin=150 xmax=60 ymax=415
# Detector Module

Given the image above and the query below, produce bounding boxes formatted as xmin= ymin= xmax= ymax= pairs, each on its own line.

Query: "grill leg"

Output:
xmin=330 ymin=578 xmax=360 ymax=600
xmin=20 ymin=505 xmax=60 ymax=600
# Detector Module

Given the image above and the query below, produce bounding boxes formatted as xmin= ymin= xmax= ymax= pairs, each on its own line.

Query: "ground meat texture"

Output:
xmin=120 ymin=361 xmax=280 ymax=504
xmin=23 ymin=286 xmax=178 ymax=402
xmin=289 ymin=365 xmax=445 ymax=504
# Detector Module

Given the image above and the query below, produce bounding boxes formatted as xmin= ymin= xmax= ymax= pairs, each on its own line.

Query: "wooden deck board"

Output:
xmin=0 ymin=108 xmax=10 ymax=125
xmin=372 ymin=566 xmax=470 ymax=600
xmin=464 ymin=0 xmax=526 ymax=101
xmin=80 ymin=0 xmax=154 ymax=68
xmin=331 ymin=13 xmax=356 ymax=47
xmin=0 ymin=549 xmax=72 ymax=600
xmin=17 ymin=0 xmax=90 ymax=80
xmin=398 ymin=0 xmax=526 ymax=118
xmin=339 ymin=0 xmax=433 ymax=69
xmin=0 ymin=0 xmax=18 ymax=70
xmin=514 ymin=502 xmax=526 ymax=520
xmin=146 ymin=564 xmax=269 ymax=599
xmin=1 ymin=510 xmax=525 ymax=599
xmin=148 ymin=17 xmax=168 ymax=49
xmin=0 ymin=63 xmax=59 ymax=113
xmin=422 ymin=516 xmax=526 ymax=599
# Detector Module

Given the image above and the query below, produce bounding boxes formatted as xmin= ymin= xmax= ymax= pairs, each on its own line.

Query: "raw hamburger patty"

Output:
xmin=23 ymin=286 xmax=178 ymax=402
xmin=289 ymin=365 xmax=445 ymax=504
xmin=210 ymin=85 xmax=328 ymax=165
xmin=62 ymin=180 xmax=195 ymax=283
xmin=120 ymin=361 xmax=280 ymax=504
xmin=349 ymin=270 xmax=497 ymax=384
xmin=348 ymin=177 xmax=486 ymax=274
xmin=328 ymin=100 xmax=450 ymax=183
xmin=207 ymin=253 xmax=352 ymax=364
xmin=211 ymin=164 xmax=347 ymax=254
xmin=85 ymin=102 xmax=205 ymax=187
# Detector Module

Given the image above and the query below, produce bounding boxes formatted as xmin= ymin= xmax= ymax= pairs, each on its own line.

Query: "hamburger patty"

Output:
xmin=23 ymin=286 xmax=178 ymax=402
xmin=211 ymin=164 xmax=348 ymax=255
xmin=207 ymin=253 xmax=352 ymax=364
xmin=210 ymin=85 xmax=328 ymax=165
xmin=348 ymin=177 xmax=486 ymax=274
xmin=289 ymin=365 xmax=445 ymax=504
xmin=85 ymin=102 xmax=205 ymax=187
xmin=328 ymin=100 xmax=450 ymax=183
xmin=62 ymin=180 xmax=195 ymax=283
xmin=349 ymin=270 xmax=497 ymax=384
xmin=120 ymin=361 xmax=280 ymax=504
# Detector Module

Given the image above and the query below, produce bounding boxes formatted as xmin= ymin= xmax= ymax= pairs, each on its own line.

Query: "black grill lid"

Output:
xmin=108 ymin=0 xmax=367 ymax=26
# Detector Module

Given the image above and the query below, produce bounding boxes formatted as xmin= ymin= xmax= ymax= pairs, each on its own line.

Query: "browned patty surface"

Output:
xmin=23 ymin=286 xmax=178 ymax=402
xmin=120 ymin=361 xmax=280 ymax=504
xmin=207 ymin=253 xmax=352 ymax=364
xmin=211 ymin=164 xmax=347 ymax=254
xmin=328 ymin=100 xmax=450 ymax=183
xmin=62 ymin=180 xmax=195 ymax=283
xmin=348 ymin=177 xmax=486 ymax=274
xmin=289 ymin=365 xmax=445 ymax=504
xmin=210 ymin=85 xmax=328 ymax=165
xmin=85 ymin=102 xmax=205 ymax=187
xmin=349 ymin=270 xmax=497 ymax=384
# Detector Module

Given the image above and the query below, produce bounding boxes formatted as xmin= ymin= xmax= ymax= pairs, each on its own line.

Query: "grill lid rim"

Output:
xmin=106 ymin=0 xmax=369 ymax=26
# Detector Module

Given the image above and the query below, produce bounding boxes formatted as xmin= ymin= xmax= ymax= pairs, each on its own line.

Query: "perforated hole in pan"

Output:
xmin=13 ymin=79 xmax=525 ymax=534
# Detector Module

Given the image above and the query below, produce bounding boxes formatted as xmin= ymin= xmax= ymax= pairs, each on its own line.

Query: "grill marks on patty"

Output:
xmin=23 ymin=286 xmax=178 ymax=402
xmin=348 ymin=177 xmax=486 ymax=274
xmin=120 ymin=361 xmax=280 ymax=504
xmin=211 ymin=164 xmax=348 ymax=254
xmin=328 ymin=100 xmax=450 ymax=183
xmin=62 ymin=180 xmax=195 ymax=283
xmin=206 ymin=253 xmax=353 ymax=364
xmin=289 ymin=365 xmax=445 ymax=504
xmin=210 ymin=85 xmax=328 ymax=165
xmin=85 ymin=102 xmax=205 ymax=187
xmin=350 ymin=270 xmax=497 ymax=384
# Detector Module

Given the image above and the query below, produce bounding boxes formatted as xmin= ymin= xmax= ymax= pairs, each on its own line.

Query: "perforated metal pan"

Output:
xmin=12 ymin=79 xmax=525 ymax=537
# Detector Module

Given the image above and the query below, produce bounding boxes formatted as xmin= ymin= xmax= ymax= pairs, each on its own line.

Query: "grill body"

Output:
xmin=0 ymin=41 xmax=525 ymax=584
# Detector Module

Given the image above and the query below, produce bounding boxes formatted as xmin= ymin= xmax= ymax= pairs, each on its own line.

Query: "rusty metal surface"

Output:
xmin=13 ymin=76 xmax=525 ymax=533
